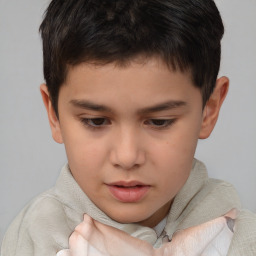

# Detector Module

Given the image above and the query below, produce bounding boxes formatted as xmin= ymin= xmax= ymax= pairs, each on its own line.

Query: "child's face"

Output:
xmin=42 ymin=57 xmax=224 ymax=227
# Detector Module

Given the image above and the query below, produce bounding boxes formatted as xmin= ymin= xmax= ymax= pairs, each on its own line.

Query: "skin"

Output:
xmin=41 ymin=57 xmax=229 ymax=228
xmin=57 ymin=211 xmax=235 ymax=256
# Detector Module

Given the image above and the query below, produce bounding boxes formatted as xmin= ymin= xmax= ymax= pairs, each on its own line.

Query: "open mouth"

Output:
xmin=107 ymin=182 xmax=150 ymax=202
xmin=114 ymin=185 xmax=144 ymax=188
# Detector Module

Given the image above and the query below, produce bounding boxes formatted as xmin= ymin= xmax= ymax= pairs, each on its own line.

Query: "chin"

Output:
xmin=113 ymin=216 xmax=146 ymax=225
xmin=106 ymin=207 xmax=153 ymax=225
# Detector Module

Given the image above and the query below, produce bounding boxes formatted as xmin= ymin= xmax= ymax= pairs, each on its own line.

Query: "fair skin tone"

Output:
xmin=56 ymin=209 xmax=237 ymax=256
xmin=41 ymin=57 xmax=228 ymax=229
xmin=57 ymin=211 xmax=235 ymax=256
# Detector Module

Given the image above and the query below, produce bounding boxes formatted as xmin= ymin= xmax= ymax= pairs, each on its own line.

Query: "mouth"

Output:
xmin=106 ymin=181 xmax=151 ymax=203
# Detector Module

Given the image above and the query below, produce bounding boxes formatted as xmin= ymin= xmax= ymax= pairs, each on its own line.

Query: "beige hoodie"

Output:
xmin=1 ymin=159 xmax=256 ymax=255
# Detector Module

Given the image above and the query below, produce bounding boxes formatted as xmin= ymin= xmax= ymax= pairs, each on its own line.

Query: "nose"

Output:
xmin=110 ymin=127 xmax=146 ymax=170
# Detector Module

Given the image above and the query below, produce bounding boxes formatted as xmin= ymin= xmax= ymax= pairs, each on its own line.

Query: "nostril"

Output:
xmin=113 ymin=163 xmax=140 ymax=171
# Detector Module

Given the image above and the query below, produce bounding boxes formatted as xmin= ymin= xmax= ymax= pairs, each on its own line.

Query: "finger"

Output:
xmin=164 ymin=216 xmax=231 ymax=255
xmin=87 ymin=244 xmax=108 ymax=256
xmin=74 ymin=215 xmax=108 ymax=254
xmin=69 ymin=230 xmax=108 ymax=256
xmin=69 ymin=231 xmax=90 ymax=256
xmin=225 ymin=208 xmax=238 ymax=219
xmin=76 ymin=215 xmax=153 ymax=256
xmin=92 ymin=220 xmax=154 ymax=256
xmin=74 ymin=215 xmax=95 ymax=241
xmin=56 ymin=249 xmax=71 ymax=256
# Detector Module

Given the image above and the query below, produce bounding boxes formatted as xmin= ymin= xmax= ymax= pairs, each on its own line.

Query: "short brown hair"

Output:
xmin=40 ymin=0 xmax=224 ymax=114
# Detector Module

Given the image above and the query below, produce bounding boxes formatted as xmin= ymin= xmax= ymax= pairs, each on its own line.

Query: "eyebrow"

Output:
xmin=138 ymin=100 xmax=187 ymax=114
xmin=70 ymin=99 xmax=113 ymax=112
xmin=70 ymin=99 xmax=187 ymax=114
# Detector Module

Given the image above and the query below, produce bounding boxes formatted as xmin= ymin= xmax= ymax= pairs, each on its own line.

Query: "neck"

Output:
xmin=136 ymin=200 xmax=172 ymax=228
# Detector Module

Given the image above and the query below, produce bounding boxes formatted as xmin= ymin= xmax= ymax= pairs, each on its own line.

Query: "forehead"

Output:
xmin=61 ymin=57 xmax=200 ymax=111
xmin=65 ymin=57 xmax=194 ymax=87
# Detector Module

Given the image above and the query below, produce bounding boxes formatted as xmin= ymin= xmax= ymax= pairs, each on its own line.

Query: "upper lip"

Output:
xmin=107 ymin=181 xmax=149 ymax=187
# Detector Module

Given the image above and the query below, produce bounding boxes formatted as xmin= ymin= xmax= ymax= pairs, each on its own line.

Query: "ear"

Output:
xmin=199 ymin=76 xmax=229 ymax=139
xmin=40 ymin=84 xmax=63 ymax=144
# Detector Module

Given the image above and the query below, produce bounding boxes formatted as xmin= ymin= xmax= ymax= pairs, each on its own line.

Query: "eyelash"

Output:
xmin=80 ymin=118 xmax=177 ymax=130
xmin=144 ymin=119 xmax=177 ymax=129
xmin=80 ymin=118 xmax=110 ymax=130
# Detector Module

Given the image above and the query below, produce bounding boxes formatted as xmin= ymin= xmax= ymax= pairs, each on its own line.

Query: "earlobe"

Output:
xmin=199 ymin=76 xmax=229 ymax=139
xmin=40 ymin=84 xmax=63 ymax=144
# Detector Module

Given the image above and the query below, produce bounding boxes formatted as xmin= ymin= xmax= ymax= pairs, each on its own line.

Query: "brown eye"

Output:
xmin=90 ymin=118 xmax=106 ymax=126
xmin=151 ymin=119 xmax=167 ymax=126
xmin=81 ymin=118 xmax=110 ymax=128
xmin=144 ymin=119 xmax=176 ymax=129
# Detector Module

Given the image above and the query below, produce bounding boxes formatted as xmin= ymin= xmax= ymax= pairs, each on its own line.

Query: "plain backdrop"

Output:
xmin=0 ymin=0 xmax=255 ymax=246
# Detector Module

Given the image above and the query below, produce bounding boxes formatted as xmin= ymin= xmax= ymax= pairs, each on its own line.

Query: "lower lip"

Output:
xmin=108 ymin=185 xmax=150 ymax=203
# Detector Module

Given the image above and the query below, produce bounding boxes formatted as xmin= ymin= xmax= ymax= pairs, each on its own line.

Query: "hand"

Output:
xmin=57 ymin=210 xmax=236 ymax=256
xmin=158 ymin=213 xmax=235 ymax=255
xmin=64 ymin=214 xmax=154 ymax=256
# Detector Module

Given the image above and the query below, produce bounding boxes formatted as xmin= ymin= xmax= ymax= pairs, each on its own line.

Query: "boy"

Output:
xmin=1 ymin=0 xmax=256 ymax=255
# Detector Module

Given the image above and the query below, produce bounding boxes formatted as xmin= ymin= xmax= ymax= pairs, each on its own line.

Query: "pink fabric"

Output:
xmin=57 ymin=210 xmax=236 ymax=256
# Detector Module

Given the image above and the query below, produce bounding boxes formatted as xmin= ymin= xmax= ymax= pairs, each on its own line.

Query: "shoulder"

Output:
xmin=165 ymin=160 xmax=242 ymax=237
xmin=187 ymin=159 xmax=241 ymax=213
xmin=204 ymin=177 xmax=241 ymax=204
xmin=193 ymin=159 xmax=241 ymax=208
xmin=228 ymin=209 xmax=256 ymax=255
xmin=1 ymin=189 xmax=81 ymax=256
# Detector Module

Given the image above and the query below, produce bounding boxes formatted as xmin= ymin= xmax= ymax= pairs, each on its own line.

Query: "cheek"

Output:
xmin=151 ymin=132 xmax=197 ymax=167
xmin=61 ymin=126 xmax=108 ymax=171
xmin=153 ymin=146 xmax=192 ymax=201
xmin=63 ymin=132 xmax=108 ymax=193
xmin=148 ymin=123 xmax=199 ymax=185
xmin=68 ymin=142 xmax=105 ymax=169
xmin=171 ymin=118 xmax=201 ymax=156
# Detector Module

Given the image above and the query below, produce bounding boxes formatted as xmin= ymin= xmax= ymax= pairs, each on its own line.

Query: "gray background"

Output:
xmin=0 ymin=0 xmax=255 ymax=246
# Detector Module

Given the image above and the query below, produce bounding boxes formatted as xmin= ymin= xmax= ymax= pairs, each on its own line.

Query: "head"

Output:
xmin=40 ymin=0 xmax=225 ymax=114
xmin=40 ymin=0 xmax=229 ymax=227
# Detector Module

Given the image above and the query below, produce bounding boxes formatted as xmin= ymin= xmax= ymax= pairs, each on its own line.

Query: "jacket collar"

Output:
xmin=54 ymin=159 xmax=240 ymax=246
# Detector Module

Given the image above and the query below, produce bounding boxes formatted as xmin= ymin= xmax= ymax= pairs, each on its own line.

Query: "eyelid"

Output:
xmin=144 ymin=118 xmax=177 ymax=129
xmin=80 ymin=117 xmax=111 ymax=129
xmin=79 ymin=116 xmax=177 ymax=131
